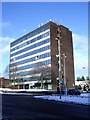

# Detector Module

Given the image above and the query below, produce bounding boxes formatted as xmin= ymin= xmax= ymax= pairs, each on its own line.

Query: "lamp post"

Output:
xmin=62 ymin=53 xmax=67 ymax=95
xmin=55 ymin=27 xmax=62 ymax=99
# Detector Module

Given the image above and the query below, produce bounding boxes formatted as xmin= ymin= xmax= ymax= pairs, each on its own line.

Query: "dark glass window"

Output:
xmin=10 ymin=52 xmax=51 ymax=66
xmin=11 ymin=59 xmax=51 ymax=71
xmin=11 ymin=31 xmax=50 ymax=52
xmin=10 ymin=45 xmax=50 ymax=62
xmin=10 ymin=38 xmax=50 ymax=57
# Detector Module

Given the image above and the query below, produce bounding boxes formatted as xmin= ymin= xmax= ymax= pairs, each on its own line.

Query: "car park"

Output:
xmin=67 ymin=88 xmax=81 ymax=95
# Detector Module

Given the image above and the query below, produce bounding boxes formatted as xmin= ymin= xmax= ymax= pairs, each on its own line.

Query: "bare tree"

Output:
xmin=4 ymin=65 xmax=9 ymax=79
xmin=31 ymin=62 xmax=51 ymax=89
xmin=4 ymin=63 xmax=20 ymax=89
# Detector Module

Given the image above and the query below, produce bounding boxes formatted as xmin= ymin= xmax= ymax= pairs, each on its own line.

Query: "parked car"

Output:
xmin=86 ymin=88 xmax=90 ymax=93
xmin=67 ymin=88 xmax=81 ymax=95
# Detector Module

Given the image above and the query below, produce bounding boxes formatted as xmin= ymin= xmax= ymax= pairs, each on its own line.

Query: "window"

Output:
xmin=10 ymin=31 xmax=50 ymax=51
xmin=10 ymin=38 xmax=50 ymax=58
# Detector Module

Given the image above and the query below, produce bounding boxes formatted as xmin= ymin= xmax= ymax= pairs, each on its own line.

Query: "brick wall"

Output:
xmin=50 ymin=22 xmax=75 ymax=91
xmin=0 ymin=77 xmax=9 ymax=88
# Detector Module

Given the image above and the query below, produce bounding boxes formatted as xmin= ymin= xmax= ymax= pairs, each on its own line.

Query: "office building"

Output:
xmin=9 ymin=21 xmax=75 ymax=91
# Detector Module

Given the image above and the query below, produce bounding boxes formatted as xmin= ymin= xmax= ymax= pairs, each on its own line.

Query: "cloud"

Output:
xmin=0 ymin=36 xmax=15 ymax=77
xmin=73 ymin=33 xmax=88 ymax=51
xmin=72 ymin=33 xmax=88 ymax=79
xmin=0 ymin=22 xmax=13 ymax=29
xmin=0 ymin=36 xmax=15 ymax=53
xmin=2 ymin=22 xmax=13 ymax=28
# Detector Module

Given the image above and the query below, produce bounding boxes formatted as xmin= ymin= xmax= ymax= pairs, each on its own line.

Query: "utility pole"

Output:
xmin=62 ymin=53 xmax=67 ymax=95
xmin=55 ymin=27 xmax=62 ymax=99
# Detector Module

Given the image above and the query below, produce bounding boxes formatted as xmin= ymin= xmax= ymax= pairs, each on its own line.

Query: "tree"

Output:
xmin=81 ymin=76 xmax=85 ymax=81
xmin=76 ymin=76 xmax=85 ymax=81
xmin=4 ymin=63 xmax=22 ymax=89
xmin=31 ymin=62 xmax=51 ymax=89
xmin=86 ymin=76 xmax=90 ymax=80
xmin=77 ymin=77 xmax=81 ymax=81
xmin=4 ymin=65 xmax=9 ymax=79
xmin=9 ymin=63 xmax=18 ymax=88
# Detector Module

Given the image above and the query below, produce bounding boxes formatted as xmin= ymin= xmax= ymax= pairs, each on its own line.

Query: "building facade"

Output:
xmin=9 ymin=21 xmax=75 ymax=91
xmin=0 ymin=77 xmax=9 ymax=88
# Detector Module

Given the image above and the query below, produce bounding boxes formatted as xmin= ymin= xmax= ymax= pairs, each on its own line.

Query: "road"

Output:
xmin=1 ymin=94 xmax=90 ymax=119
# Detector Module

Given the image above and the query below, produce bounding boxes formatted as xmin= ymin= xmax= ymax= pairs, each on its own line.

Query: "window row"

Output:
xmin=10 ymin=52 xmax=51 ymax=67
xmin=10 ymin=38 xmax=50 ymax=57
xmin=10 ymin=59 xmax=51 ymax=71
xmin=10 ymin=45 xmax=50 ymax=62
xmin=11 ymin=31 xmax=50 ymax=52
xmin=10 ymin=68 xmax=51 ymax=77
xmin=11 ymin=24 xmax=50 ymax=47
xmin=10 ymin=74 xmax=51 ymax=82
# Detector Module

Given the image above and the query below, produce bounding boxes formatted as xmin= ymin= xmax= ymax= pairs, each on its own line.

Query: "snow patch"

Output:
xmin=34 ymin=93 xmax=90 ymax=105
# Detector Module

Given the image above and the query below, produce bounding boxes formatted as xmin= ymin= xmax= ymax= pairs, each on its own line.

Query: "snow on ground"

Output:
xmin=34 ymin=93 xmax=90 ymax=105
xmin=0 ymin=88 xmax=90 ymax=105
xmin=0 ymin=88 xmax=48 ymax=92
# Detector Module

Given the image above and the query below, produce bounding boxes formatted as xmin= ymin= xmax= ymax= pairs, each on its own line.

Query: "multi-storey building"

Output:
xmin=9 ymin=21 xmax=75 ymax=91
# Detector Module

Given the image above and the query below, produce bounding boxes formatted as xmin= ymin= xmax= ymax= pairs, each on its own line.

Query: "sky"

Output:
xmin=0 ymin=1 xmax=88 ymax=80
xmin=1 ymin=0 xmax=89 ymax=2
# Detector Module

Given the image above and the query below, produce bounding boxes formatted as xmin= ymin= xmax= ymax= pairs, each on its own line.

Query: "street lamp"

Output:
xmin=62 ymin=53 xmax=67 ymax=95
xmin=55 ymin=27 xmax=62 ymax=99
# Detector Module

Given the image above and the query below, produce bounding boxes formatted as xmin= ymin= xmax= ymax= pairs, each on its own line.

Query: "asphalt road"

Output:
xmin=1 ymin=94 xmax=90 ymax=120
